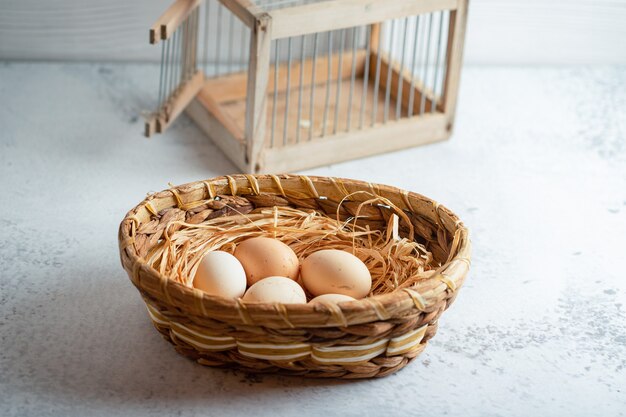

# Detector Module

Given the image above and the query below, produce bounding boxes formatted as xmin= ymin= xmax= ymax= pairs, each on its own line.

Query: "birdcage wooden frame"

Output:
xmin=145 ymin=0 xmax=468 ymax=173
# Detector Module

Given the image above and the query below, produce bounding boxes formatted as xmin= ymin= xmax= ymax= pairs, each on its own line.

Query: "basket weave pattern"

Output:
xmin=118 ymin=175 xmax=471 ymax=378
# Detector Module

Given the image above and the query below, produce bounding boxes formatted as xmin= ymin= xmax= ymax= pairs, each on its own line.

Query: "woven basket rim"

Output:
xmin=118 ymin=174 xmax=471 ymax=328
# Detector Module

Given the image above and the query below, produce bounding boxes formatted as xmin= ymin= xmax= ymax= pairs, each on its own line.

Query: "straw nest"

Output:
xmin=119 ymin=175 xmax=471 ymax=378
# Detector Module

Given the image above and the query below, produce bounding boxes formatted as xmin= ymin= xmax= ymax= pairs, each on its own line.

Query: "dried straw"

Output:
xmin=146 ymin=193 xmax=435 ymax=298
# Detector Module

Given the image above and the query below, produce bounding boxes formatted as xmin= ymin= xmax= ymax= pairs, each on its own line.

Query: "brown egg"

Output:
xmin=234 ymin=237 xmax=300 ymax=286
xmin=301 ymin=249 xmax=371 ymax=298
xmin=242 ymin=276 xmax=307 ymax=304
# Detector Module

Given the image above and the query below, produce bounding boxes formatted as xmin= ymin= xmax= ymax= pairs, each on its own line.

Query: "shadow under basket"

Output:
xmin=118 ymin=175 xmax=471 ymax=379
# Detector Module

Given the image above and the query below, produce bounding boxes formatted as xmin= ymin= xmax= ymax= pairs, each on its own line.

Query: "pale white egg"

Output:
xmin=309 ymin=293 xmax=356 ymax=304
xmin=193 ymin=251 xmax=247 ymax=298
xmin=242 ymin=276 xmax=307 ymax=304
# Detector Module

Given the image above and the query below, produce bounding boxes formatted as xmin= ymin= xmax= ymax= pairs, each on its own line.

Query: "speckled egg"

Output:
xmin=301 ymin=249 xmax=371 ymax=298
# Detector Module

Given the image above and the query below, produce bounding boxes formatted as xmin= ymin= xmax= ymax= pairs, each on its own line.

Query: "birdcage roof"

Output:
xmin=251 ymin=0 xmax=333 ymax=12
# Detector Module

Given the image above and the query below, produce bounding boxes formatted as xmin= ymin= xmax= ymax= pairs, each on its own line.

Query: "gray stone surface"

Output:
xmin=1 ymin=62 xmax=625 ymax=417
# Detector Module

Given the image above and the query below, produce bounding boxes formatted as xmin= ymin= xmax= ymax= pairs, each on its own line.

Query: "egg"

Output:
xmin=242 ymin=276 xmax=307 ymax=304
xmin=301 ymin=249 xmax=372 ymax=298
xmin=234 ymin=237 xmax=300 ymax=285
xmin=192 ymin=251 xmax=247 ymax=298
xmin=309 ymin=293 xmax=356 ymax=304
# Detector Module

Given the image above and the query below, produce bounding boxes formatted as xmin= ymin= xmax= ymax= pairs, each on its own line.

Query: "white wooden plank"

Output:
xmin=0 ymin=0 xmax=625 ymax=64
xmin=464 ymin=0 xmax=626 ymax=64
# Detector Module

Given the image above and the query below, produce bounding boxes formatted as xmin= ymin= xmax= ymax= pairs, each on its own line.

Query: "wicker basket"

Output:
xmin=118 ymin=174 xmax=471 ymax=378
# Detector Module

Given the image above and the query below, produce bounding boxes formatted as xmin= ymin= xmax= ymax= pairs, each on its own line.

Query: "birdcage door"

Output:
xmin=145 ymin=0 xmax=204 ymax=136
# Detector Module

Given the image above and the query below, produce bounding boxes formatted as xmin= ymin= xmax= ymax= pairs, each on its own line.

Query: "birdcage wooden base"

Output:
xmin=186 ymin=51 xmax=450 ymax=173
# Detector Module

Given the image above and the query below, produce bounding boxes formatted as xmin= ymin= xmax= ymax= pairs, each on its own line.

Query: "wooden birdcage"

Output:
xmin=145 ymin=0 xmax=468 ymax=173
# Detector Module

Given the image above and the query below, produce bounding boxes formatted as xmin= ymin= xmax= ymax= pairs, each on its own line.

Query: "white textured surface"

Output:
xmin=1 ymin=63 xmax=625 ymax=417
